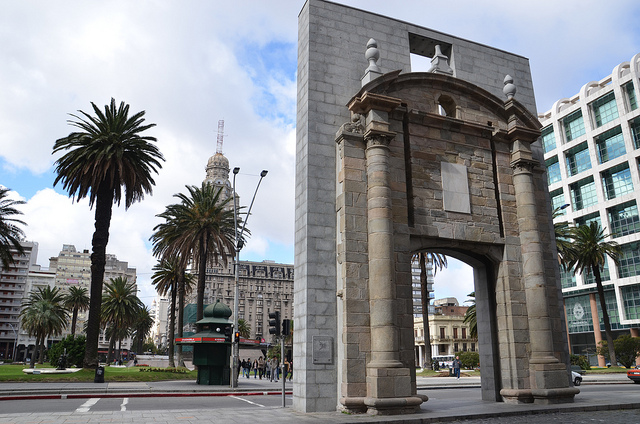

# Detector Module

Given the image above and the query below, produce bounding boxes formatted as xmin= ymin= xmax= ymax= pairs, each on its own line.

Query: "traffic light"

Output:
xmin=268 ymin=311 xmax=281 ymax=336
xmin=224 ymin=326 xmax=232 ymax=342
xmin=234 ymin=331 xmax=240 ymax=343
xmin=282 ymin=319 xmax=292 ymax=336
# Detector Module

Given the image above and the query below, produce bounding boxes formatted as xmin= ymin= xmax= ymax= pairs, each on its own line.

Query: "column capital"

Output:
xmin=364 ymin=129 xmax=394 ymax=150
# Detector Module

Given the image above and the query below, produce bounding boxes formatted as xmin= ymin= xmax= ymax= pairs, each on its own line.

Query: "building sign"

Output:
xmin=175 ymin=337 xmax=225 ymax=343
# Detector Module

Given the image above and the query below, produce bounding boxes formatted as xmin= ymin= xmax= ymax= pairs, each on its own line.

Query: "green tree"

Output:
xmin=238 ymin=319 xmax=251 ymax=338
xmin=48 ymin=335 xmax=86 ymax=368
xmin=63 ymin=286 xmax=90 ymax=336
xmin=53 ymin=98 xmax=164 ymax=369
xmin=132 ymin=305 xmax=154 ymax=355
xmin=151 ymin=258 xmax=180 ymax=367
xmin=456 ymin=351 xmax=480 ymax=369
xmin=151 ymin=183 xmax=237 ymax=322
xmin=413 ymin=252 xmax=447 ymax=369
xmin=19 ymin=286 xmax=69 ymax=367
xmin=552 ymin=205 xmax=573 ymax=267
xmin=596 ymin=335 xmax=640 ymax=369
xmin=101 ymin=277 xmax=143 ymax=363
xmin=0 ymin=187 xmax=26 ymax=268
xmin=463 ymin=292 xmax=477 ymax=338
xmin=175 ymin=270 xmax=195 ymax=367
xmin=566 ymin=221 xmax=622 ymax=368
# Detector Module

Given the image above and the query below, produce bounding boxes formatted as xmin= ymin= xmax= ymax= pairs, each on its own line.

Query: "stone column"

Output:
xmin=509 ymin=133 xmax=578 ymax=404
xmin=589 ymin=293 xmax=606 ymax=367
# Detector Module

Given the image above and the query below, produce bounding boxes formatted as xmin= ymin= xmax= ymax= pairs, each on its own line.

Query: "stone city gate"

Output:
xmin=294 ymin=0 xmax=577 ymax=415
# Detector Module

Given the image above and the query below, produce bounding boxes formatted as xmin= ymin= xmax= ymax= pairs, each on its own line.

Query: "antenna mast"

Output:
xmin=216 ymin=119 xmax=224 ymax=154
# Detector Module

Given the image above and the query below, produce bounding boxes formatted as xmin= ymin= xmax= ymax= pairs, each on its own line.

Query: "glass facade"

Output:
xmin=608 ymin=201 xmax=640 ymax=238
xmin=565 ymin=142 xmax=591 ymax=176
xmin=545 ymin=156 xmax=561 ymax=185
xmin=592 ymin=91 xmax=619 ymax=127
xmin=625 ymin=82 xmax=637 ymax=111
xmin=565 ymin=295 xmax=593 ymax=333
xmin=541 ymin=125 xmax=556 ymax=153
xmin=563 ymin=110 xmax=586 ymax=142
xmin=631 ymin=118 xmax=640 ymax=149
xmin=618 ymin=241 xmax=640 ymax=278
xmin=560 ymin=267 xmax=576 ymax=289
xmin=570 ymin=177 xmax=598 ymax=210
xmin=596 ymin=126 xmax=625 ymax=163
xmin=550 ymin=189 xmax=565 ymax=212
xmin=622 ymin=284 xmax=640 ymax=320
xmin=575 ymin=212 xmax=601 ymax=228
xmin=583 ymin=262 xmax=611 ymax=285
xmin=601 ymin=163 xmax=633 ymax=200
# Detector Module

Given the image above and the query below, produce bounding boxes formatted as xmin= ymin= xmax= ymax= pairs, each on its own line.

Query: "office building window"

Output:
xmin=570 ymin=177 xmax=597 ymax=210
xmin=618 ymin=241 xmax=640 ymax=278
xmin=565 ymin=142 xmax=591 ymax=176
xmin=592 ymin=91 xmax=619 ymax=127
xmin=560 ymin=267 xmax=576 ymax=289
xmin=601 ymin=163 xmax=633 ymax=200
xmin=596 ymin=126 xmax=626 ymax=163
xmin=541 ymin=125 xmax=556 ymax=153
xmin=632 ymin=118 xmax=640 ymax=149
xmin=550 ymin=189 xmax=566 ymax=213
xmin=583 ymin=261 xmax=611 ymax=285
xmin=563 ymin=110 xmax=586 ymax=142
xmin=608 ymin=201 xmax=640 ymax=238
xmin=622 ymin=284 xmax=640 ymax=320
xmin=575 ymin=212 xmax=601 ymax=228
xmin=545 ymin=156 xmax=561 ymax=185
xmin=626 ymin=82 xmax=638 ymax=111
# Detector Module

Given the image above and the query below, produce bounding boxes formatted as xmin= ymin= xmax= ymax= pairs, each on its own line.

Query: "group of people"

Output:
xmin=240 ymin=356 xmax=293 ymax=381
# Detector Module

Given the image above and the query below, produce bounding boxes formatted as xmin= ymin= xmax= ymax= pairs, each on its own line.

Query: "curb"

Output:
xmin=0 ymin=390 xmax=294 ymax=401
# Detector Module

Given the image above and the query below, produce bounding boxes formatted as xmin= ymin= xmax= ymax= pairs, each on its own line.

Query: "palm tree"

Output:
xmin=566 ymin=221 xmax=622 ymax=367
xmin=463 ymin=292 xmax=477 ymax=338
xmin=238 ymin=319 xmax=251 ymax=338
xmin=19 ymin=286 xmax=69 ymax=367
xmin=151 ymin=183 xmax=237 ymax=321
xmin=101 ymin=277 xmax=143 ymax=363
xmin=63 ymin=286 xmax=90 ymax=336
xmin=53 ymin=98 xmax=164 ymax=369
xmin=176 ymin=270 xmax=195 ymax=367
xmin=132 ymin=306 xmax=154 ymax=356
xmin=552 ymin=205 xmax=573 ymax=267
xmin=413 ymin=252 xmax=447 ymax=369
xmin=151 ymin=258 xmax=180 ymax=367
xmin=0 ymin=187 xmax=26 ymax=268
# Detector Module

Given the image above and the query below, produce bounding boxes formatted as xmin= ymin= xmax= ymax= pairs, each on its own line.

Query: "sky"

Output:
xmin=2 ymin=0 xmax=640 ymax=307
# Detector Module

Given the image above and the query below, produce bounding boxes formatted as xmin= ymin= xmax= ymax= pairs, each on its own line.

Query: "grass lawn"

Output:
xmin=0 ymin=364 xmax=197 ymax=383
xmin=416 ymin=369 xmax=480 ymax=377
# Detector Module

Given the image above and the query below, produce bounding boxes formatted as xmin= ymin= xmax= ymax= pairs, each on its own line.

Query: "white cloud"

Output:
xmin=432 ymin=259 xmax=475 ymax=304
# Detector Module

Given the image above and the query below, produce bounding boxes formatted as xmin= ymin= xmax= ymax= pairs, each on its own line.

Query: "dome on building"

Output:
xmin=207 ymin=152 xmax=229 ymax=171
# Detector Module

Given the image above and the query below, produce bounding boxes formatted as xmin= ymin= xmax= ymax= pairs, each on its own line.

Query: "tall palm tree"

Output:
xmin=566 ymin=221 xmax=622 ymax=367
xmin=132 ymin=306 xmax=154 ymax=356
xmin=19 ymin=286 xmax=69 ymax=367
xmin=151 ymin=258 xmax=180 ymax=367
xmin=101 ymin=277 xmax=143 ymax=363
xmin=238 ymin=319 xmax=251 ymax=338
xmin=176 ymin=270 xmax=195 ymax=367
xmin=0 ymin=187 xmax=26 ymax=268
xmin=463 ymin=292 xmax=477 ymax=338
xmin=151 ymin=183 xmax=237 ymax=321
xmin=63 ymin=286 xmax=90 ymax=336
xmin=53 ymin=98 xmax=164 ymax=369
xmin=552 ymin=205 xmax=573 ymax=267
xmin=413 ymin=252 xmax=447 ymax=369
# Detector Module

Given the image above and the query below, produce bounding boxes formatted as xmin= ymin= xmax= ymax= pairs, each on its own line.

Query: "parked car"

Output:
xmin=571 ymin=371 xmax=582 ymax=386
xmin=627 ymin=366 xmax=640 ymax=384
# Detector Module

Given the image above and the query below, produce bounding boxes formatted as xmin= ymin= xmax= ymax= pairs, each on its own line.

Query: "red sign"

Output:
xmin=175 ymin=337 xmax=225 ymax=343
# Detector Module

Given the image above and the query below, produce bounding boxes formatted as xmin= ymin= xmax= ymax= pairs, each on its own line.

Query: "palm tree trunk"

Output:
xmin=37 ymin=335 xmax=45 ymax=364
xmin=107 ymin=332 xmax=116 ymax=364
xmin=196 ymin=240 xmax=207 ymax=321
xmin=71 ymin=308 xmax=78 ymax=336
xmin=84 ymin=183 xmax=114 ymax=369
xmin=168 ymin=282 xmax=177 ymax=367
xmin=593 ymin=264 xmax=617 ymax=366
xmin=177 ymin=272 xmax=186 ymax=367
xmin=419 ymin=253 xmax=432 ymax=369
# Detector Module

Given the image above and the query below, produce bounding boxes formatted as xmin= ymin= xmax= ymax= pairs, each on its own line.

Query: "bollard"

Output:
xmin=94 ymin=366 xmax=105 ymax=383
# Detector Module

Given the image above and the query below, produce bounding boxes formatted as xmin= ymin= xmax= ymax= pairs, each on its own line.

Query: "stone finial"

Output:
xmin=503 ymin=74 xmax=517 ymax=99
xmin=427 ymin=44 xmax=454 ymax=76
xmin=365 ymin=38 xmax=381 ymax=73
xmin=362 ymin=38 xmax=383 ymax=86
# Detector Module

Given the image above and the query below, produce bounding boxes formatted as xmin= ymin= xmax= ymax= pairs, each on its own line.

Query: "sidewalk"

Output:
xmin=0 ymin=374 xmax=637 ymax=424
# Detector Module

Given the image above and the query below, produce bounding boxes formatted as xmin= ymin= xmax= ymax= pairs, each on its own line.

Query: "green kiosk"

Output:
xmin=176 ymin=300 xmax=232 ymax=385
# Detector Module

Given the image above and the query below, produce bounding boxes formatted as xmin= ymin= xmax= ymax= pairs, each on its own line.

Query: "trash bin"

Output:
xmin=94 ymin=366 xmax=105 ymax=383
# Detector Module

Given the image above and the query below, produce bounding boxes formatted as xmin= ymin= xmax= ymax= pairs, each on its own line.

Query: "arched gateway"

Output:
xmin=294 ymin=0 xmax=577 ymax=415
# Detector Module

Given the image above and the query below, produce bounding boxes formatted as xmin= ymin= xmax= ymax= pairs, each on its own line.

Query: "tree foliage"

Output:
xmin=456 ymin=351 xmax=480 ymax=369
xmin=63 ymin=286 xmax=90 ymax=336
xmin=463 ymin=292 xmax=477 ymax=338
xmin=48 ymin=335 xmax=86 ymax=368
xmin=0 ymin=187 xmax=26 ymax=268
xmin=596 ymin=335 xmax=640 ymax=369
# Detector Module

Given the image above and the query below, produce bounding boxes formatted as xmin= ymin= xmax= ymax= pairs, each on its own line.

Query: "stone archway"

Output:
xmin=334 ymin=71 xmax=578 ymax=414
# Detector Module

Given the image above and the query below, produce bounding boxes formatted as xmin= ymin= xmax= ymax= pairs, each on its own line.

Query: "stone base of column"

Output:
xmin=500 ymin=388 xmax=533 ymax=404
xmin=502 ymin=359 xmax=579 ymax=404
xmin=339 ymin=397 xmax=367 ymax=414
xmin=363 ymin=367 xmax=426 ymax=415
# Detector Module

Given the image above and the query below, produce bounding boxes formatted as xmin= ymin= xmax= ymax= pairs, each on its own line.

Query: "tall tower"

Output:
xmin=204 ymin=119 xmax=232 ymax=199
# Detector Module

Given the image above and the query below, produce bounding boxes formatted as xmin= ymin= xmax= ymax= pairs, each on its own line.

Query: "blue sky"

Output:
xmin=2 ymin=0 xmax=640 ymax=305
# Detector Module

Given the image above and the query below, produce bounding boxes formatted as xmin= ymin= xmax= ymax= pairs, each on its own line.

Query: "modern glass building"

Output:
xmin=539 ymin=53 xmax=640 ymax=366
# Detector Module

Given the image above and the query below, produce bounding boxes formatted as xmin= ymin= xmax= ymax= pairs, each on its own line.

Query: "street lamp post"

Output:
xmin=231 ymin=168 xmax=267 ymax=388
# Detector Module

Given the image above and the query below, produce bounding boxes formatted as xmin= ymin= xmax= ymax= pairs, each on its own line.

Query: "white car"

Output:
xmin=571 ymin=371 xmax=582 ymax=386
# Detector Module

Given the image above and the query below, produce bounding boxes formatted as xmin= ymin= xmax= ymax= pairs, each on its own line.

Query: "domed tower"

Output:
xmin=204 ymin=120 xmax=233 ymax=200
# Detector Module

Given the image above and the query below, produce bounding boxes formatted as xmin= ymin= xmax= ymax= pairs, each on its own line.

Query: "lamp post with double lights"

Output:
xmin=231 ymin=167 xmax=267 ymax=388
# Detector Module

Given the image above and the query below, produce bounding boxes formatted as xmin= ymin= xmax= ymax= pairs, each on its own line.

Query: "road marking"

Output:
xmin=229 ymin=395 xmax=265 ymax=407
xmin=120 ymin=398 xmax=129 ymax=411
xmin=75 ymin=398 xmax=99 ymax=413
